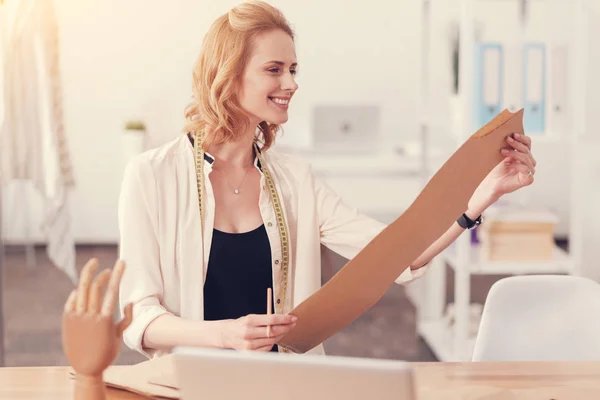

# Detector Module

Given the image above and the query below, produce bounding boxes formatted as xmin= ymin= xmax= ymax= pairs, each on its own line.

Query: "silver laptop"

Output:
xmin=311 ymin=104 xmax=381 ymax=153
xmin=173 ymin=347 xmax=415 ymax=400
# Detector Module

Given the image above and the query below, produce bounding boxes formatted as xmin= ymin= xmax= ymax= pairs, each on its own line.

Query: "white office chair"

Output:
xmin=472 ymin=274 xmax=600 ymax=361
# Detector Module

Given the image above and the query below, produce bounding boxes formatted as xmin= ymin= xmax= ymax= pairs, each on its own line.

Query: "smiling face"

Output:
xmin=237 ymin=29 xmax=299 ymax=127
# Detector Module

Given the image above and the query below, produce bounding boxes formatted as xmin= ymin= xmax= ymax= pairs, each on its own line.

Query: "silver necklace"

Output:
xmin=216 ymin=165 xmax=252 ymax=195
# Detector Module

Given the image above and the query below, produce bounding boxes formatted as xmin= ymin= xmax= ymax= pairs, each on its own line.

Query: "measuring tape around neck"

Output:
xmin=193 ymin=131 xmax=290 ymax=316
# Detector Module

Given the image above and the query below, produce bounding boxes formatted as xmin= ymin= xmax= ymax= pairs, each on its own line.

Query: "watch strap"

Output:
xmin=457 ymin=213 xmax=482 ymax=229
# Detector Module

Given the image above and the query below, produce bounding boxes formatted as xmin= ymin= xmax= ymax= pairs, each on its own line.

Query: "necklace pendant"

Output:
xmin=234 ymin=189 xmax=239 ymax=195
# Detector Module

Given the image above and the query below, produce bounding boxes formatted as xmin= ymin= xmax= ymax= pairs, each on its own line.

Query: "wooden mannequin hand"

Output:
xmin=61 ymin=259 xmax=133 ymax=400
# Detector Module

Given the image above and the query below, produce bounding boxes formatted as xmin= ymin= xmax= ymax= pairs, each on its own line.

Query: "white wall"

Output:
xmin=3 ymin=0 xmax=422 ymax=242
xmin=2 ymin=0 xmax=598 ymax=243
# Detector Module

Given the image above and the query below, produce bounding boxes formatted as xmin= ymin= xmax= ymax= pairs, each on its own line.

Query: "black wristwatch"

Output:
xmin=457 ymin=213 xmax=482 ymax=229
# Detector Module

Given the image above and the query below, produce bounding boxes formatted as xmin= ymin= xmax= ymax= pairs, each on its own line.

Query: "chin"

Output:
xmin=272 ymin=116 xmax=289 ymax=125
xmin=263 ymin=113 xmax=289 ymax=125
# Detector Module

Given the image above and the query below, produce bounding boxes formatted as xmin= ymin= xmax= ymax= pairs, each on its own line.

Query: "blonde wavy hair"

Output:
xmin=183 ymin=1 xmax=295 ymax=151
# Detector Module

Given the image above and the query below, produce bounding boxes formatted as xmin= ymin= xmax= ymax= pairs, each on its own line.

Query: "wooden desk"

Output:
xmin=0 ymin=366 xmax=138 ymax=400
xmin=412 ymin=361 xmax=600 ymax=399
xmin=1 ymin=362 xmax=600 ymax=399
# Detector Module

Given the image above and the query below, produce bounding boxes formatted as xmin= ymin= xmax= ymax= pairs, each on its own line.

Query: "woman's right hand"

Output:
xmin=222 ymin=314 xmax=297 ymax=351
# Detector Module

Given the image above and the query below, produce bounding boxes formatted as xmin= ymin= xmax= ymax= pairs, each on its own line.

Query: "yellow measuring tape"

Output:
xmin=193 ymin=131 xmax=290 ymax=317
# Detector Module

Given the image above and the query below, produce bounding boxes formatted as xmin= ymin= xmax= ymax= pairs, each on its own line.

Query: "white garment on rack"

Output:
xmin=0 ymin=0 xmax=77 ymax=283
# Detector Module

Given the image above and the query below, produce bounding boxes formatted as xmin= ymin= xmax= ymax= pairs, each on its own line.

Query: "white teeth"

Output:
xmin=271 ymin=97 xmax=289 ymax=105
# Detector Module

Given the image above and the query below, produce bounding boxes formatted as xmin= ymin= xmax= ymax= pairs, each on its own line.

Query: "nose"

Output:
xmin=281 ymin=72 xmax=298 ymax=93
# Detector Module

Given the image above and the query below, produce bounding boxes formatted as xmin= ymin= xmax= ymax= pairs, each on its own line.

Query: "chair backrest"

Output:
xmin=472 ymin=274 xmax=600 ymax=361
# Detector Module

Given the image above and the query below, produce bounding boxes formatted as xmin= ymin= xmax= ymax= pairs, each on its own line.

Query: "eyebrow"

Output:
xmin=265 ymin=61 xmax=298 ymax=67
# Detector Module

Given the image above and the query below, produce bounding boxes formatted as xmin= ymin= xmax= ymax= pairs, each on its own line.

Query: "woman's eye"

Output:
xmin=268 ymin=68 xmax=296 ymax=76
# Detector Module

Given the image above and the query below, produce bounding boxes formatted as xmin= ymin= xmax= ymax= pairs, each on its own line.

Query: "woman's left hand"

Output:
xmin=468 ymin=132 xmax=536 ymax=215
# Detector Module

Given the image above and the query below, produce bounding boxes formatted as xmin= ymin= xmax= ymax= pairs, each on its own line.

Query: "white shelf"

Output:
xmin=443 ymin=243 xmax=574 ymax=275
xmin=416 ymin=0 xmax=587 ymax=364
xmin=418 ymin=320 xmax=476 ymax=362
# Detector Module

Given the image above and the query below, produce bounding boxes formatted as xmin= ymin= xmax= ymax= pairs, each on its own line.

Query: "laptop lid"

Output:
xmin=173 ymin=347 xmax=415 ymax=400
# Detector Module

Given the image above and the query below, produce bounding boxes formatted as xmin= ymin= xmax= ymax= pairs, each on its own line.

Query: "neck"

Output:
xmin=207 ymin=127 xmax=257 ymax=169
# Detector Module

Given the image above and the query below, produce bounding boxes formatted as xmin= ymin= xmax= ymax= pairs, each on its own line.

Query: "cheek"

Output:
xmin=240 ymin=78 xmax=264 ymax=104
xmin=262 ymin=77 xmax=281 ymax=94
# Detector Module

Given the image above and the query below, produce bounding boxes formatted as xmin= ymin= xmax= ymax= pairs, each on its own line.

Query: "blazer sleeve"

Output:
xmin=118 ymin=157 xmax=170 ymax=358
xmin=312 ymin=168 xmax=429 ymax=284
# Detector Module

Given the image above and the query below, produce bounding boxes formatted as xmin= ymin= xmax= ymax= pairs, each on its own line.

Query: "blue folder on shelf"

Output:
xmin=522 ymin=43 xmax=546 ymax=133
xmin=473 ymin=43 xmax=504 ymax=129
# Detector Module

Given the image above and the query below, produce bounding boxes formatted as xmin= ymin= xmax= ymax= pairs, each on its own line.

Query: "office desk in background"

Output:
xmin=2 ymin=361 xmax=599 ymax=399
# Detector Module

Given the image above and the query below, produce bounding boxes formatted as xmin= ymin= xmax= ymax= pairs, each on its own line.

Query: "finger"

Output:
xmin=245 ymin=313 xmax=297 ymax=327
xmin=251 ymin=322 xmax=297 ymax=340
xmin=515 ymin=133 xmax=536 ymax=166
xmin=261 ymin=322 xmax=296 ymax=339
xmin=76 ymin=259 xmax=99 ymax=313
xmin=511 ymin=163 xmax=531 ymax=174
xmin=502 ymin=148 xmax=535 ymax=174
xmin=512 ymin=164 xmax=535 ymax=182
xmin=513 ymin=132 xmax=532 ymax=149
xmin=506 ymin=135 xmax=530 ymax=154
xmin=240 ymin=324 xmax=286 ymax=339
xmin=101 ymin=260 xmax=126 ymax=317
xmin=88 ymin=269 xmax=111 ymax=314
xmin=117 ymin=303 xmax=133 ymax=337
xmin=64 ymin=290 xmax=77 ymax=313
xmin=241 ymin=320 xmax=296 ymax=340
xmin=506 ymin=135 xmax=536 ymax=167
xmin=246 ymin=335 xmax=285 ymax=350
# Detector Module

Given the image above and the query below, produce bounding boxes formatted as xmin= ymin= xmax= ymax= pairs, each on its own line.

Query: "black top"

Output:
xmin=203 ymin=224 xmax=277 ymax=351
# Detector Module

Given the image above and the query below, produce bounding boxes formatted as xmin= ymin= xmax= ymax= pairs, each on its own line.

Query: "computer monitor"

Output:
xmin=173 ymin=347 xmax=415 ymax=400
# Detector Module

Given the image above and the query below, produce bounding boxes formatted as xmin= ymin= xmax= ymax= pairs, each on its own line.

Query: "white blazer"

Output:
xmin=118 ymin=134 xmax=428 ymax=359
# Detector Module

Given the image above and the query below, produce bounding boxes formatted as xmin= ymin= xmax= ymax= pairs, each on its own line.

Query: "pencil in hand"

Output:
xmin=266 ymin=287 xmax=272 ymax=338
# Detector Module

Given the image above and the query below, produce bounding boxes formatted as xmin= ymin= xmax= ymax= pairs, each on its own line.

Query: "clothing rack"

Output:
xmin=0 ymin=0 xmax=5 ymax=368
xmin=0 ymin=182 xmax=6 ymax=367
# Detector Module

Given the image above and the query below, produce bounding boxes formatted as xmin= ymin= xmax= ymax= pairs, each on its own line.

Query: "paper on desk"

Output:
xmin=278 ymin=109 xmax=525 ymax=354
xmin=105 ymin=355 xmax=179 ymax=399
xmin=69 ymin=355 xmax=179 ymax=399
xmin=148 ymin=371 xmax=179 ymax=392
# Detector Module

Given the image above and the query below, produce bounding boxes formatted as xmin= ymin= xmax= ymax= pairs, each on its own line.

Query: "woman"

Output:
xmin=118 ymin=0 xmax=536 ymax=359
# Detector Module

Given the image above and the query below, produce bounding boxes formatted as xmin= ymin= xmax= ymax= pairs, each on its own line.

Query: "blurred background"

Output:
xmin=0 ymin=0 xmax=599 ymax=366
